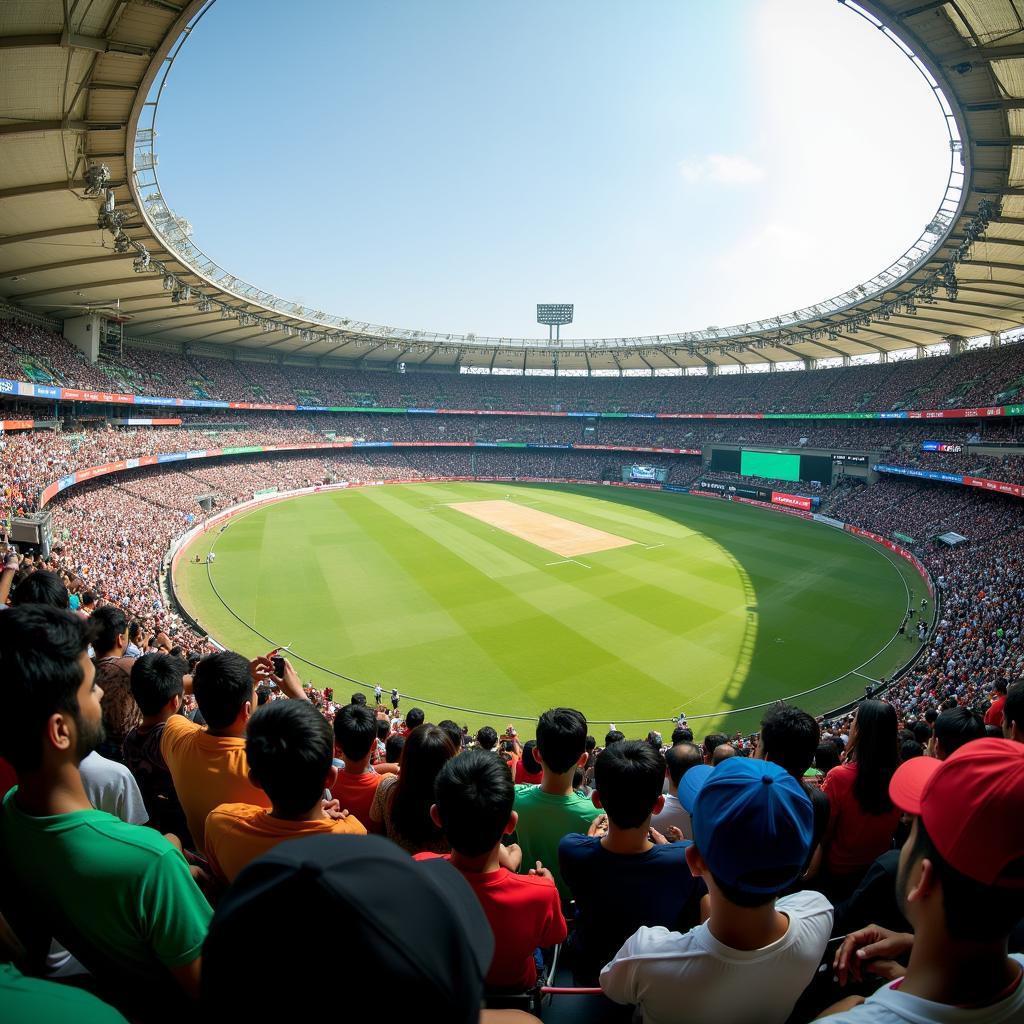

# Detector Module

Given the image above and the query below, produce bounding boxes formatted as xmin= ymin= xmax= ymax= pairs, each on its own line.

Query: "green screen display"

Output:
xmin=740 ymin=450 xmax=801 ymax=482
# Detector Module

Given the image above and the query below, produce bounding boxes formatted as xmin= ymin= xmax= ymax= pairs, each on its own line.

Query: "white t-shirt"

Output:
xmin=79 ymin=752 xmax=148 ymax=826
xmin=824 ymin=956 xmax=1024 ymax=1024
xmin=650 ymin=793 xmax=692 ymax=841
xmin=600 ymin=889 xmax=833 ymax=1024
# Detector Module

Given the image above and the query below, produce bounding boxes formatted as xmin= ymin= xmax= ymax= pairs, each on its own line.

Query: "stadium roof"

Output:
xmin=2 ymin=0 xmax=1024 ymax=373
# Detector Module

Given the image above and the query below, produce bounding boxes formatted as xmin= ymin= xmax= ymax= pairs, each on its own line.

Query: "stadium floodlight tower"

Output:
xmin=536 ymin=303 xmax=574 ymax=341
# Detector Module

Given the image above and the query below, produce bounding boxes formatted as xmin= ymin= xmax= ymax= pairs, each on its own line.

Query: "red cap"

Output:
xmin=888 ymin=738 xmax=1024 ymax=887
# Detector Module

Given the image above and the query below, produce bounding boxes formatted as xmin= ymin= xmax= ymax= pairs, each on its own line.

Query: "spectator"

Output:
xmin=405 ymin=707 xmax=425 ymax=731
xmin=984 ymin=680 xmax=1009 ymax=728
xmin=559 ymin=740 xmax=706 ymax=983
xmin=0 ymin=605 xmax=211 ymax=1006
xmin=756 ymin=703 xmax=831 ymax=883
xmin=702 ymin=732 xmax=728 ymax=764
xmin=712 ymin=742 xmax=739 ymax=764
xmin=828 ymin=739 xmax=1024 ymax=1021
xmin=368 ymin=725 xmax=456 ymax=854
xmin=605 ymin=729 xmax=625 ymax=747
xmin=9 ymin=569 xmax=68 ymax=609
xmin=78 ymin=749 xmax=148 ymax=826
xmin=933 ymin=706 xmax=986 ymax=760
xmin=420 ymin=749 xmax=566 ymax=991
xmin=0 ymin=961 xmax=130 ymax=1021
xmin=671 ymin=725 xmax=694 ymax=744
xmin=601 ymin=758 xmax=832 ymax=1024
xmin=162 ymin=651 xmax=305 ymax=850
xmin=900 ymin=739 xmax=925 ymax=761
xmin=330 ymin=702 xmax=384 ymax=829
xmin=821 ymin=700 xmax=901 ymax=900
xmin=91 ymin=605 xmax=140 ymax=763
xmin=201 ymin=835 xmax=496 ymax=1023
xmin=650 ymin=741 xmax=702 ymax=839
xmin=514 ymin=739 xmax=543 ymax=785
xmin=513 ymin=708 xmax=601 ymax=900
xmin=437 ymin=718 xmax=464 ymax=751
xmin=1003 ymin=681 xmax=1024 ymax=743
xmin=123 ymin=653 xmax=191 ymax=842
xmin=385 ymin=732 xmax=406 ymax=764
xmin=204 ymin=701 xmax=365 ymax=883
xmin=476 ymin=725 xmax=499 ymax=752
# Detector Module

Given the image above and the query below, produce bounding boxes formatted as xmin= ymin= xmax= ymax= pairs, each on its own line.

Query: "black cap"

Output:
xmin=201 ymin=835 xmax=494 ymax=1021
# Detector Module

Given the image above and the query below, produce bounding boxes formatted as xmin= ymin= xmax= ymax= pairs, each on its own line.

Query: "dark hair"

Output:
xmin=814 ymin=741 xmax=840 ymax=775
xmin=333 ymin=703 xmax=378 ymax=761
xmin=671 ymin=726 xmax=694 ymax=744
xmin=903 ymin=819 xmax=1024 ymax=942
xmin=350 ymin=692 xmax=367 ymax=706
xmin=702 ymin=733 xmax=728 ymax=758
xmin=11 ymin=570 xmax=69 ymax=609
xmin=1005 ymin=681 xmax=1024 ymax=732
xmin=711 ymin=873 xmax=782 ymax=909
xmin=129 ymin=653 xmax=184 ymax=716
xmin=390 ymin=725 xmax=456 ymax=847
xmin=475 ymin=725 xmax=497 ymax=751
xmin=247 ymin=701 xmax=334 ymax=816
xmin=192 ymin=651 xmax=255 ymax=730
xmin=128 ymin=620 xmax=144 ymax=643
xmin=594 ymin=740 xmax=665 ymax=829
xmin=924 ymin=708 xmax=938 ymax=724
xmin=848 ymin=700 xmax=899 ymax=815
xmin=993 ymin=679 xmax=1009 ymax=695
xmin=405 ymin=708 xmax=425 ymax=731
xmin=0 ymin=606 xmax=92 ymax=772
xmin=934 ymin=706 xmax=986 ymax=758
xmin=376 ymin=717 xmax=390 ymax=741
xmin=911 ymin=720 xmax=933 ymax=745
xmin=604 ymin=729 xmax=625 ymax=747
xmin=256 ymin=686 xmax=273 ymax=706
xmin=536 ymin=708 xmax=588 ymax=774
xmin=985 ymin=723 xmax=1004 ymax=738
xmin=385 ymin=733 xmax=406 ymax=764
xmin=434 ymin=748 xmax=514 ymax=857
xmin=80 ymin=590 xmax=96 ymax=607
xmin=585 ymin=735 xmax=597 ymax=753
xmin=899 ymin=739 xmax=924 ymax=761
xmin=437 ymin=719 xmax=463 ymax=751
xmin=520 ymin=739 xmax=541 ymax=775
xmin=665 ymin=742 xmax=702 ymax=787
xmin=90 ymin=605 xmax=128 ymax=657
xmin=760 ymin=703 xmax=820 ymax=779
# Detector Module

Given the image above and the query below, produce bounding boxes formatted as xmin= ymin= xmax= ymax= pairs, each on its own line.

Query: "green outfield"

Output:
xmin=175 ymin=482 xmax=921 ymax=735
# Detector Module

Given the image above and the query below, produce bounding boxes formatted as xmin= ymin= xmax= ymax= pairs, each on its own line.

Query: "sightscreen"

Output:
xmin=740 ymin=451 xmax=800 ymax=482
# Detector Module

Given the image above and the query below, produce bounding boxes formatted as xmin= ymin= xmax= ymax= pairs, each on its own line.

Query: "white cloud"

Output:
xmin=678 ymin=153 xmax=765 ymax=186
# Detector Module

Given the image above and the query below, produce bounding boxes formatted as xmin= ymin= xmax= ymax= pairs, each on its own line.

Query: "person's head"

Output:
xmin=432 ymin=748 xmax=516 ymax=857
xmin=89 ymin=604 xmax=128 ymax=658
xmin=890 ymin=739 xmax=1024 ymax=944
xmin=646 ymin=730 xmax=663 ymax=749
xmin=80 ymin=590 xmax=96 ymax=609
xmin=681 ymin=758 xmax=814 ymax=908
xmin=593 ymin=740 xmax=665 ymax=829
xmin=405 ymin=707 xmax=425 ymax=731
xmin=1004 ymin=681 xmax=1024 ymax=742
xmin=385 ymin=733 xmax=406 ymax=764
xmin=0 ymin=605 xmax=104 ymax=774
xmin=900 ymin=739 xmax=924 ymax=762
xmin=475 ymin=725 xmax=498 ymax=751
xmin=129 ymin=653 xmax=184 ymax=718
xmin=520 ymin=738 xmax=541 ymax=776
xmin=664 ymin=741 xmax=703 ymax=792
xmin=911 ymin=720 xmax=933 ymax=746
xmin=712 ymin=742 xmax=738 ymax=765
xmin=350 ymin=692 xmax=367 ymax=706
xmin=702 ymin=732 xmax=728 ymax=763
xmin=604 ymin=729 xmax=625 ymax=747
xmin=437 ymin=719 xmax=463 ymax=751
xmin=758 ymin=703 xmax=820 ymax=779
xmin=391 ymin=725 xmax=457 ymax=847
xmin=585 ymin=735 xmax=597 ymax=754
xmin=201 ymin=835 xmax=494 ymax=1023
xmin=813 ymin=741 xmax=841 ymax=775
xmin=847 ymin=700 xmax=899 ymax=815
xmin=924 ymin=707 xmax=938 ymax=725
xmin=192 ymin=651 xmax=256 ymax=731
xmin=535 ymin=708 xmax=589 ymax=775
xmin=376 ymin=716 xmax=390 ymax=741
xmin=246 ymin=700 xmax=337 ymax=816
xmin=333 ymin=702 xmax=378 ymax=763
xmin=10 ymin=569 xmax=69 ymax=609
xmin=671 ymin=725 xmax=694 ymax=744
xmin=933 ymin=706 xmax=986 ymax=760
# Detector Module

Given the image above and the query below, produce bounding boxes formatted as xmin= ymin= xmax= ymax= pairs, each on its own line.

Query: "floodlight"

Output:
xmin=536 ymin=303 xmax=574 ymax=341
xmin=83 ymin=163 xmax=111 ymax=196
xmin=132 ymin=247 xmax=150 ymax=272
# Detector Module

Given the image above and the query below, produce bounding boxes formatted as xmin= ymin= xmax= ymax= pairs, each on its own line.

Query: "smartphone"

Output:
xmin=272 ymin=655 xmax=285 ymax=676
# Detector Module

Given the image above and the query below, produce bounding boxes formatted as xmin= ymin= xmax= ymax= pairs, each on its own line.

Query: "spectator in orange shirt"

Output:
xmin=330 ymin=703 xmax=384 ymax=829
xmin=161 ymin=651 xmax=307 ymax=850
xmin=205 ymin=700 xmax=365 ymax=883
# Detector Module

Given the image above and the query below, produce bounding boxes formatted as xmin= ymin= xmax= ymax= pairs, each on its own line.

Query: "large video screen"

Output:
xmin=740 ymin=450 xmax=800 ymax=482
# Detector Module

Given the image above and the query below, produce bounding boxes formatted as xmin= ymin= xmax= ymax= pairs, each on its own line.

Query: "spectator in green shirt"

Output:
xmin=513 ymin=707 xmax=600 ymax=900
xmin=0 ymin=605 xmax=212 ymax=1011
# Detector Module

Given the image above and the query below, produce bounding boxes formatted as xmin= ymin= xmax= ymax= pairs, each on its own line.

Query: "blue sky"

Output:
xmin=156 ymin=0 xmax=952 ymax=339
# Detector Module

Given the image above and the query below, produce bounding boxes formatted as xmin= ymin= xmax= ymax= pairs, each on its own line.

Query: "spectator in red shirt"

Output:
xmin=329 ymin=703 xmax=383 ymax=830
xmin=1005 ymin=681 xmax=1024 ymax=743
xmin=420 ymin=748 xmax=566 ymax=991
xmin=821 ymin=700 xmax=901 ymax=901
xmin=985 ymin=680 xmax=1009 ymax=728
xmin=513 ymin=740 xmax=543 ymax=785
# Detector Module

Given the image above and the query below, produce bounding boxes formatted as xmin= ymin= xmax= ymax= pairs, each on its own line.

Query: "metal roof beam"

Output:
xmin=9 ymin=268 xmax=140 ymax=301
xmin=0 ymin=223 xmax=138 ymax=246
xmin=963 ymin=99 xmax=1024 ymax=112
xmin=0 ymin=120 xmax=127 ymax=137
xmin=942 ymin=42 xmax=1024 ymax=62
xmin=0 ymin=178 xmax=120 ymax=200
